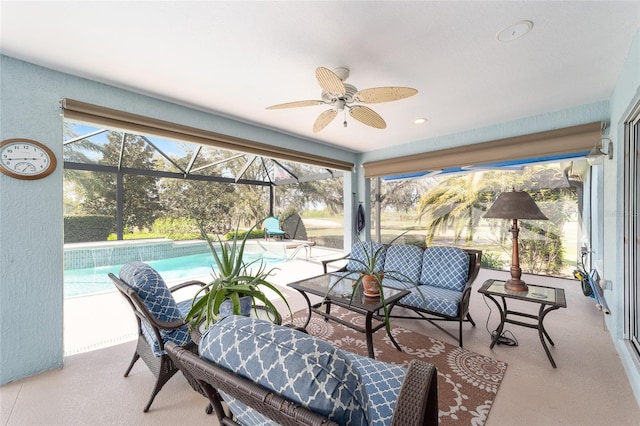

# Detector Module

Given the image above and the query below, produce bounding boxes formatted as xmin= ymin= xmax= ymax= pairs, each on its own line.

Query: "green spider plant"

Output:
xmin=185 ymin=220 xmax=291 ymax=329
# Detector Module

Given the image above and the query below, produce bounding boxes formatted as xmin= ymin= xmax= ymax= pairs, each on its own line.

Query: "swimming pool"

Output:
xmin=64 ymin=250 xmax=286 ymax=298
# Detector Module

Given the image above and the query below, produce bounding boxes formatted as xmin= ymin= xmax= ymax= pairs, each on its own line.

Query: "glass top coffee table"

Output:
xmin=287 ymin=273 xmax=410 ymax=359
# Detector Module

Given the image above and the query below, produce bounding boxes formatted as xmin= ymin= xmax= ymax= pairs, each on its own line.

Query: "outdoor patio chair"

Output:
xmin=108 ymin=261 xmax=207 ymax=412
xmin=264 ymin=216 xmax=287 ymax=240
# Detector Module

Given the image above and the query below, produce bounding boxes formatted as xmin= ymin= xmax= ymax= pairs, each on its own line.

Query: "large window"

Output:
xmin=372 ymin=160 xmax=587 ymax=279
xmin=63 ymin=121 xmax=344 ymax=243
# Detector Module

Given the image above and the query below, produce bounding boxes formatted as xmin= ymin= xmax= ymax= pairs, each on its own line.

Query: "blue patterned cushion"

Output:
xmin=383 ymin=245 xmax=424 ymax=282
xmin=119 ymin=261 xmax=190 ymax=356
xmin=385 ymin=279 xmax=462 ymax=317
xmin=342 ymin=353 xmax=405 ymax=426
xmin=419 ymin=246 xmax=469 ymax=291
xmin=199 ymin=316 xmax=370 ymax=425
xmin=381 ymin=277 xmax=417 ymax=291
xmin=346 ymin=242 xmax=386 ymax=273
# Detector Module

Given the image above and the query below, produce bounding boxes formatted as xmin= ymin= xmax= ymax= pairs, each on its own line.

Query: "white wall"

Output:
xmin=0 ymin=55 xmax=357 ymax=384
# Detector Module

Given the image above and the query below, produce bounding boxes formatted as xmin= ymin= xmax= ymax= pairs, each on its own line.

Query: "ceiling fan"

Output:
xmin=266 ymin=66 xmax=418 ymax=133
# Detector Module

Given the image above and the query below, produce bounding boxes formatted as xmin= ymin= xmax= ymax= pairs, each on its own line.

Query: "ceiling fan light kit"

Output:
xmin=267 ymin=66 xmax=418 ymax=132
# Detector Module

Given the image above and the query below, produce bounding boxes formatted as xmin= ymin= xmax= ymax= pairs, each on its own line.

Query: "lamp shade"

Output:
xmin=484 ymin=191 xmax=548 ymax=220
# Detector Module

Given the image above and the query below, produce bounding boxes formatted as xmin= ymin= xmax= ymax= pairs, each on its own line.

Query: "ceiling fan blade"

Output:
xmin=313 ymin=109 xmax=338 ymax=133
xmin=355 ymin=87 xmax=418 ymax=104
xmin=316 ymin=67 xmax=346 ymax=96
xmin=266 ymin=100 xmax=323 ymax=110
xmin=349 ymin=105 xmax=386 ymax=129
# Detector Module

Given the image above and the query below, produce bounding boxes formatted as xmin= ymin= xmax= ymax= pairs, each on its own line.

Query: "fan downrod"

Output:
xmin=332 ymin=67 xmax=350 ymax=81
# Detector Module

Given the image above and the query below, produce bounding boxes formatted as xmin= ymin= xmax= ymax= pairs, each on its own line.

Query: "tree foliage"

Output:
xmin=415 ymin=172 xmax=495 ymax=245
xmin=275 ymin=168 xmax=343 ymax=215
xmin=410 ymin=164 xmax=578 ymax=275
xmin=66 ymin=132 xmax=162 ymax=231
xmin=378 ymin=179 xmax=426 ymax=214
xmin=158 ymin=179 xmax=236 ymax=234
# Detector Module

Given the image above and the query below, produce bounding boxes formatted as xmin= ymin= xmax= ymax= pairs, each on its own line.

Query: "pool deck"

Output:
xmin=64 ymin=244 xmax=344 ymax=355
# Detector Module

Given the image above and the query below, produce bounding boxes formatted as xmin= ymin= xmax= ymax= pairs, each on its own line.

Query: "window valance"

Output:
xmin=62 ymin=98 xmax=354 ymax=172
xmin=363 ymin=122 xmax=602 ymax=178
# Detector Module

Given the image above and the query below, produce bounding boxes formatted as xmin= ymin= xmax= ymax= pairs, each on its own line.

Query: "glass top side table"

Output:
xmin=478 ymin=279 xmax=567 ymax=367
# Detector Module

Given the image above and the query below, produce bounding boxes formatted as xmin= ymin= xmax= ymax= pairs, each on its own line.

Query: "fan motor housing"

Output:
xmin=321 ymin=83 xmax=358 ymax=104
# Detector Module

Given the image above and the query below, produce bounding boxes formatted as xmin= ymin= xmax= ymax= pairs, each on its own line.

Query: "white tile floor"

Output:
xmin=2 ymin=251 xmax=640 ymax=426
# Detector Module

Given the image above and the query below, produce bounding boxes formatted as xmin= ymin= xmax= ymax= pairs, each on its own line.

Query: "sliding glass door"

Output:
xmin=625 ymin=106 xmax=640 ymax=356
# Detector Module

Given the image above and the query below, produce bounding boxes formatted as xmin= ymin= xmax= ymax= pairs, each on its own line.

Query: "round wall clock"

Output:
xmin=0 ymin=138 xmax=57 ymax=180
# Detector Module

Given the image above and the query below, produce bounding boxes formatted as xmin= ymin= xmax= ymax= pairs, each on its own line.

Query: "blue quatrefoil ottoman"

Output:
xmin=199 ymin=315 xmax=408 ymax=426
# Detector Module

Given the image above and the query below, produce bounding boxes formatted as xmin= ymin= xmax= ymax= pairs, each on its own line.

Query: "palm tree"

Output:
xmin=415 ymin=172 xmax=494 ymax=245
xmin=415 ymin=164 xmax=576 ymax=275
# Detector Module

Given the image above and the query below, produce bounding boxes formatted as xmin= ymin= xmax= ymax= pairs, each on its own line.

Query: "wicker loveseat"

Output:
xmin=323 ymin=243 xmax=482 ymax=347
xmin=167 ymin=315 xmax=438 ymax=425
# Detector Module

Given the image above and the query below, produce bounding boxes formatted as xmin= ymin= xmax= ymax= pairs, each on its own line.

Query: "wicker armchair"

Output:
xmin=108 ymin=261 xmax=207 ymax=412
xmin=166 ymin=316 xmax=439 ymax=425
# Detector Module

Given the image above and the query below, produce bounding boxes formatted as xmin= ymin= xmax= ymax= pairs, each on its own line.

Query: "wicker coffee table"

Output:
xmin=287 ymin=273 xmax=409 ymax=358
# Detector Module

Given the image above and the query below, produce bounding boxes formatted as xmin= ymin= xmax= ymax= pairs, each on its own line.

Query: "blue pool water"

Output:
xmin=64 ymin=250 xmax=285 ymax=298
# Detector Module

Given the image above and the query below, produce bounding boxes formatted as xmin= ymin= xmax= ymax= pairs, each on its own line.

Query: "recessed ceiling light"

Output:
xmin=414 ymin=118 xmax=428 ymax=124
xmin=497 ymin=20 xmax=533 ymax=42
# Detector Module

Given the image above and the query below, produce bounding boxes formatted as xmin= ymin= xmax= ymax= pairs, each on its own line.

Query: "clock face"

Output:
xmin=0 ymin=139 xmax=57 ymax=180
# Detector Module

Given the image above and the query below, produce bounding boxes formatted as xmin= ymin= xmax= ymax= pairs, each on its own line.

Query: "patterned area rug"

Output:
xmin=286 ymin=307 xmax=507 ymax=425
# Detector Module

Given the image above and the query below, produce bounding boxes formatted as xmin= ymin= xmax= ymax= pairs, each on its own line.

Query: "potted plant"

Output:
xmin=185 ymin=220 xmax=291 ymax=330
xmin=330 ymin=232 xmax=421 ymax=334
xmin=350 ymin=241 xmax=386 ymax=297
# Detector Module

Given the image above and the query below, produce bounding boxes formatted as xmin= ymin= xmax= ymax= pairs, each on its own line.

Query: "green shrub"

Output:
xmin=64 ymin=215 xmax=114 ymax=243
xmin=107 ymin=231 xmax=202 ymax=241
xmin=481 ymin=251 xmax=504 ymax=270
xmin=224 ymin=229 xmax=264 ymax=240
xmin=152 ymin=217 xmax=199 ymax=240
xmin=520 ymin=238 xmax=564 ymax=275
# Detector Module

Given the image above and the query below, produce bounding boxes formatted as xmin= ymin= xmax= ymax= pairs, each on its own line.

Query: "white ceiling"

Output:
xmin=1 ymin=1 xmax=638 ymax=154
